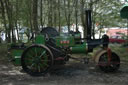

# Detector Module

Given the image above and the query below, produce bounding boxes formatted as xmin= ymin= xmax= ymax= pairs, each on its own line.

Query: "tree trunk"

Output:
xmin=80 ymin=0 xmax=86 ymax=38
xmin=75 ymin=0 xmax=78 ymax=32
xmin=58 ymin=0 xmax=61 ymax=32
xmin=0 ymin=0 xmax=8 ymax=42
xmin=89 ymin=0 xmax=95 ymax=39
xmin=47 ymin=0 xmax=53 ymax=27
xmin=53 ymin=0 xmax=57 ymax=27
xmin=40 ymin=0 xmax=43 ymax=27
xmin=5 ymin=0 xmax=14 ymax=43
xmin=28 ymin=0 xmax=33 ymax=34
xmin=32 ymin=0 xmax=39 ymax=34
xmin=15 ymin=0 xmax=19 ymax=42
xmin=64 ymin=0 xmax=73 ymax=32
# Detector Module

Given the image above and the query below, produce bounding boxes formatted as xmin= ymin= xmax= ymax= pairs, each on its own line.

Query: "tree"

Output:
xmin=63 ymin=0 xmax=74 ymax=32
xmin=5 ymin=0 xmax=15 ymax=43
xmin=32 ymin=0 xmax=39 ymax=34
xmin=0 ymin=0 xmax=8 ymax=42
xmin=0 ymin=0 xmax=126 ymax=43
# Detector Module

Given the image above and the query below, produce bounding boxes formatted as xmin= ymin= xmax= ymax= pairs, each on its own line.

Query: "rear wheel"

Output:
xmin=98 ymin=52 xmax=120 ymax=72
xmin=21 ymin=45 xmax=53 ymax=76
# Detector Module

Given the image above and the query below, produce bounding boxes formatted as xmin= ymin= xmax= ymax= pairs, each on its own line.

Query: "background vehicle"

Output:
xmin=109 ymin=36 xmax=126 ymax=44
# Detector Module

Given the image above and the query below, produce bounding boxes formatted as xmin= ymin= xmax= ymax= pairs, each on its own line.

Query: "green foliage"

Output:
xmin=0 ymin=0 xmax=127 ymax=42
xmin=93 ymin=0 xmax=125 ymax=28
xmin=110 ymin=44 xmax=128 ymax=61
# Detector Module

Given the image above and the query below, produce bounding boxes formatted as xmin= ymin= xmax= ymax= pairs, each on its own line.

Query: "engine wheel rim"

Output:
xmin=21 ymin=45 xmax=53 ymax=76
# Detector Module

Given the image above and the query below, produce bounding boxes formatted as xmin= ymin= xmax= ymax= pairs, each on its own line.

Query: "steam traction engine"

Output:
xmin=9 ymin=10 xmax=120 ymax=76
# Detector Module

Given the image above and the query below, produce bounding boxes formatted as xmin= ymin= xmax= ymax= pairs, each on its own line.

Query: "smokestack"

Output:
xmin=86 ymin=10 xmax=92 ymax=40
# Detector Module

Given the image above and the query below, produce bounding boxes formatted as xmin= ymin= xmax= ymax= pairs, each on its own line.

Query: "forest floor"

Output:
xmin=0 ymin=44 xmax=128 ymax=85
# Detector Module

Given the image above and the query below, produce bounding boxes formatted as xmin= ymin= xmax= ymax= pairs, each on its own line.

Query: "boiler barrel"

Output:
xmin=70 ymin=43 xmax=87 ymax=54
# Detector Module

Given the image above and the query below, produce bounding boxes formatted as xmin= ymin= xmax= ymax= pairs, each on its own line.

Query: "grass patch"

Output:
xmin=87 ymin=44 xmax=128 ymax=61
xmin=110 ymin=44 xmax=128 ymax=61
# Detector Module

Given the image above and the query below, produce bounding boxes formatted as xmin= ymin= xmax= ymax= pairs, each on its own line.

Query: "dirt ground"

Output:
xmin=0 ymin=44 xmax=128 ymax=85
xmin=0 ymin=59 xmax=128 ymax=85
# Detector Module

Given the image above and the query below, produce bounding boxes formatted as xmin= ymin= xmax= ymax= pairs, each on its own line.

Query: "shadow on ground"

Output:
xmin=0 ymin=60 xmax=128 ymax=85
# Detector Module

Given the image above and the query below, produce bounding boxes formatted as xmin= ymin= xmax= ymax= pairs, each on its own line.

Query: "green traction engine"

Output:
xmin=8 ymin=10 xmax=120 ymax=76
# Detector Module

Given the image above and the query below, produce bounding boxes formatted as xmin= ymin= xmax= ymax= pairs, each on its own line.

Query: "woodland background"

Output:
xmin=0 ymin=0 xmax=127 ymax=43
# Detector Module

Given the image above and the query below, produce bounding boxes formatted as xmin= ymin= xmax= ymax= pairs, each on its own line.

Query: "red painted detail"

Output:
xmin=67 ymin=40 xmax=69 ymax=44
xmin=107 ymin=48 xmax=112 ymax=64
xmin=64 ymin=41 xmax=67 ymax=44
xmin=60 ymin=40 xmax=70 ymax=44
xmin=109 ymin=38 xmax=126 ymax=44
xmin=55 ymin=57 xmax=64 ymax=60
xmin=60 ymin=41 xmax=63 ymax=44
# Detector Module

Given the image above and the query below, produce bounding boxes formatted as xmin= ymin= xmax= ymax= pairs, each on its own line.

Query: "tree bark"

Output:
xmin=64 ymin=0 xmax=73 ymax=32
xmin=53 ymin=0 xmax=57 ymax=27
xmin=75 ymin=0 xmax=78 ymax=32
xmin=5 ymin=0 xmax=14 ymax=43
xmin=47 ymin=0 xmax=53 ymax=27
xmin=15 ymin=0 xmax=19 ymax=42
xmin=58 ymin=0 xmax=61 ymax=32
xmin=0 ymin=0 xmax=8 ymax=42
xmin=80 ymin=0 xmax=86 ymax=38
xmin=40 ymin=0 xmax=43 ymax=27
xmin=32 ymin=0 xmax=39 ymax=34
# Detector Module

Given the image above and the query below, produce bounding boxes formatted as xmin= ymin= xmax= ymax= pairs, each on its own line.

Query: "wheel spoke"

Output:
xmin=28 ymin=49 xmax=35 ymax=57
xmin=30 ymin=63 xmax=36 ymax=69
xmin=44 ymin=63 xmax=49 ymax=67
xmin=25 ymin=59 xmax=33 ymax=65
xmin=22 ymin=45 xmax=53 ymax=76
xmin=26 ymin=54 xmax=34 ymax=59
xmin=39 ymin=51 xmax=46 ymax=58
xmin=38 ymin=65 xmax=41 ymax=72
xmin=35 ymin=47 xmax=38 ymax=57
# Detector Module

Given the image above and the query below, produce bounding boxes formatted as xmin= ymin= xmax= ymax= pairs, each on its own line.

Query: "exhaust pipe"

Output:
xmin=86 ymin=10 xmax=92 ymax=40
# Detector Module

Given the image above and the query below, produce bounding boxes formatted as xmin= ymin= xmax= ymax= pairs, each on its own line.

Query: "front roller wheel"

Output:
xmin=98 ymin=52 xmax=120 ymax=72
xmin=21 ymin=45 xmax=53 ymax=76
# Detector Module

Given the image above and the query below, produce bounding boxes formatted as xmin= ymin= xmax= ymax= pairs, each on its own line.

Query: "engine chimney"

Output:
xmin=86 ymin=10 xmax=92 ymax=40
